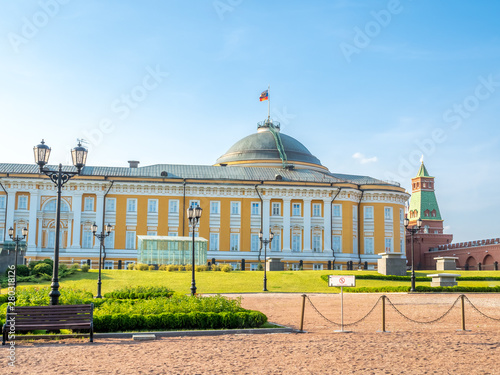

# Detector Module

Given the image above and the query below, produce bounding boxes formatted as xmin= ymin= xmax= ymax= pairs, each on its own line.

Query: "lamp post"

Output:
xmin=187 ymin=204 xmax=203 ymax=296
xmin=33 ymin=139 xmax=88 ymax=305
xmin=258 ymin=230 xmax=274 ymax=292
xmin=92 ymin=222 xmax=112 ymax=299
xmin=8 ymin=226 xmax=28 ymax=290
xmin=404 ymin=215 xmax=422 ymax=292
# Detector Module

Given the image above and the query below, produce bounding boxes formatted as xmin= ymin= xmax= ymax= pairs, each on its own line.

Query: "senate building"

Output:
xmin=0 ymin=119 xmax=409 ymax=271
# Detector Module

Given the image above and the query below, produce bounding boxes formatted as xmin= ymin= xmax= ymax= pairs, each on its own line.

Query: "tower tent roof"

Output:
xmin=416 ymin=162 xmax=430 ymax=177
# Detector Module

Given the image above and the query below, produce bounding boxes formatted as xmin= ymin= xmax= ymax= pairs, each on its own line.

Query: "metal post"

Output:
xmin=191 ymin=222 xmax=196 ymax=296
xmin=97 ymin=240 xmax=103 ymax=298
xmin=340 ymin=286 xmax=344 ymax=331
xmin=381 ymin=295 xmax=386 ymax=332
xmin=299 ymin=294 xmax=306 ymax=332
xmin=49 ymin=164 xmax=63 ymax=306
xmin=263 ymin=241 xmax=268 ymax=291
xmin=461 ymin=294 xmax=466 ymax=331
xmin=410 ymin=231 xmax=415 ymax=292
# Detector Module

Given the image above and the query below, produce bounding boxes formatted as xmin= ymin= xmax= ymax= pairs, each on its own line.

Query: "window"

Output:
xmin=210 ymin=201 xmax=220 ymax=214
xmin=104 ymin=231 xmax=115 ymax=249
xmin=43 ymin=200 xmax=69 ymax=212
xmin=230 ymin=234 xmax=239 ymax=251
xmin=0 ymin=196 xmax=5 ymax=209
xmin=210 ymin=233 xmax=219 ymax=251
xmin=231 ymin=202 xmax=240 ymax=215
xmin=400 ymin=208 xmax=404 ymax=223
xmin=82 ymin=231 xmax=93 ymax=248
xmin=292 ymin=234 xmax=301 ymax=252
xmin=271 ymin=234 xmax=280 ymax=251
xmin=400 ymin=238 xmax=405 ymax=252
xmin=251 ymin=234 xmax=260 ymax=252
xmin=230 ymin=263 xmax=239 ymax=271
xmin=104 ymin=261 xmax=114 ymax=270
xmin=384 ymin=207 xmax=392 ymax=220
xmin=332 ymin=236 xmax=341 ymax=252
xmin=0 ymin=230 xmax=3 ymax=243
xmin=292 ymin=203 xmax=301 ymax=216
xmin=18 ymin=196 xmax=28 ymax=210
xmin=312 ymin=235 xmax=321 ymax=252
xmin=313 ymin=264 xmax=323 ymax=271
xmin=106 ymin=198 xmax=116 ymax=212
xmin=124 ymin=261 xmax=135 ymax=269
xmin=84 ymin=197 xmax=94 ymax=212
xmin=168 ymin=232 xmax=177 ymax=236
xmin=364 ymin=237 xmax=374 ymax=254
xmin=353 ymin=205 xmax=357 ymax=220
xmin=48 ymin=231 xmax=55 ymax=248
xmin=364 ymin=206 xmax=374 ymax=220
xmin=190 ymin=200 xmax=200 ymax=209
xmin=147 ymin=231 xmax=157 ymax=236
xmin=424 ymin=225 xmax=429 ymax=234
xmin=251 ymin=202 xmax=260 ymax=215
xmin=127 ymin=199 xmax=137 ymax=213
xmin=332 ymin=204 xmax=341 ymax=218
xmin=272 ymin=202 xmax=281 ymax=216
xmin=148 ymin=199 xmax=158 ymax=213
xmin=385 ymin=238 xmax=393 ymax=253
xmin=250 ymin=263 xmax=259 ymax=271
xmin=169 ymin=200 xmax=179 ymax=213
xmin=312 ymin=203 xmax=321 ymax=217
xmin=126 ymin=231 xmax=136 ymax=249
xmin=291 ymin=264 xmax=300 ymax=271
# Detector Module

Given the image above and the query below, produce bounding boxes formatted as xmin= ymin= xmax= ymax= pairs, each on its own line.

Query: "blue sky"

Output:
xmin=1 ymin=0 xmax=499 ymax=242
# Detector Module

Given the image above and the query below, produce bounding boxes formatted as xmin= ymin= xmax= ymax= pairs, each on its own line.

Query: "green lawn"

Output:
xmin=5 ymin=269 xmax=500 ymax=295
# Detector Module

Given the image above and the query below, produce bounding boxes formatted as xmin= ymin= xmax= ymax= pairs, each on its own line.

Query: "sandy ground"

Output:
xmin=2 ymin=293 xmax=500 ymax=375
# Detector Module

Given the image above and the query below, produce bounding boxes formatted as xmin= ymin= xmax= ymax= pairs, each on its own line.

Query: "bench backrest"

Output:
xmin=7 ymin=304 xmax=93 ymax=325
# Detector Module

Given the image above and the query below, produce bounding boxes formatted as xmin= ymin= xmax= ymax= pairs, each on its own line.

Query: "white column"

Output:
xmin=323 ymin=198 xmax=331 ymax=252
xmin=71 ymin=193 xmax=82 ymax=248
xmin=5 ymin=189 xmax=15 ymax=240
xmin=303 ymin=199 xmax=312 ymax=251
xmin=282 ymin=198 xmax=291 ymax=251
xmin=28 ymin=190 xmax=39 ymax=249
xmin=262 ymin=197 xmax=270 ymax=234
xmin=94 ymin=193 xmax=104 ymax=249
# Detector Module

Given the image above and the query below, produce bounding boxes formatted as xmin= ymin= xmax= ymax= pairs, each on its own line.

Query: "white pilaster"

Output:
xmin=5 ymin=189 xmax=15 ymax=240
xmin=282 ymin=198 xmax=291 ymax=251
xmin=94 ymin=193 xmax=104 ymax=248
xmin=303 ymin=199 xmax=312 ymax=251
xmin=71 ymin=193 xmax=82 ymax=248
xmin=323 ymin=198 xmax=331 ymax=252
xmin=262 ymin=197 xmax=270 ymax=234
xmin=28 ymin=190 xmax=39 ymax=248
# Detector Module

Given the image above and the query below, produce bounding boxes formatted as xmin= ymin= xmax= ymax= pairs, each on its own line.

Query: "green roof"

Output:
xmin=408 ymin=190 xmax=442 ymax=220
xmin=416 ymin=162 xmax=430 ymax=177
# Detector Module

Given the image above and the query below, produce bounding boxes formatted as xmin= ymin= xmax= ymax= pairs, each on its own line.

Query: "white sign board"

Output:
xmin=328 ymin=275 xmax=356 ymax=287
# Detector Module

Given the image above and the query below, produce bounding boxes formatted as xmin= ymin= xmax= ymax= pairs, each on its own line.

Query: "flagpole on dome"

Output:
xmin=267 ymin=84 xmax=270 ymax=121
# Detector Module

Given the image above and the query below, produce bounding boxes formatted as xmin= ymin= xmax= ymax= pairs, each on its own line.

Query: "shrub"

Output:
xmin=28 ymin=260 xmax=43 ymax=271
xmin=220 ymin=264 xmax=232 ymax=272
xmin=81 ymin=264 xmax=90 ymax=272
xmin=158 ymin=265 xmax=168 ymax=271
xmin=42 ymin=258 xmax=54 ymax=268
xmin=6 ymin=265 xmax=30 ymax=277
xmin=167 ymin=265 xmax=179 ymax=272
xmin=184 ymin=264 xmax=191 ymax=272
xmin=148 ymin=265 xmax=156 ymax=271
xmin=257 ymin=263 xmax=263 ymax=271
xmin=211 ymin=264 xmax=221 ymax=271
xmin=70 ymin=264 xmax=80 ymax=271
xmin=135 ymin=263 xmax=149 ymax=271
xmin=32 ymin=262 xmax=53 ymax=276
xmin=103 ymin=286 xmax=174 ymax=300
xmin=196 ymin=265 xmax=209 ymax=272
xmin=127 ymin=263 xmax=135 ymax=270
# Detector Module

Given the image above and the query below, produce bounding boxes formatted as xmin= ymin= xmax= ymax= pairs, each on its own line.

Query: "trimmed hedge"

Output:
xmin=94 ymin=310 xmax=267 ymax=332
xmin=103 ymin=286 xmax=174 ymax=300
xmin=321 ymin=274 xmax=500 ymax=284
xmin=341 ymin=285 xmax=500 ymax=293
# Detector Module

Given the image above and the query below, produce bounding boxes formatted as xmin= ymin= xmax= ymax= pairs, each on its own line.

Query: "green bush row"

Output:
xmin=321 ymin=274 xmax=500 ymax=284
xmin=103 ymin=286 xmax=174 ymax=300
xmin=94 ymin=310 xmax=267 ymax=332
xmin=340 ymin=285 xmax=500 ymax=293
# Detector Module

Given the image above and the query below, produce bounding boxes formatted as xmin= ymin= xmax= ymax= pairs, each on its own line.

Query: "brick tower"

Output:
xmin=406 ymin=162 xmax=453 ymax=269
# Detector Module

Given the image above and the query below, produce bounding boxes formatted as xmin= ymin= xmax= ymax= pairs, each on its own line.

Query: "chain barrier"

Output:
xmin=305 ymin=295 xmax=382 ymax=327
xmin=463 ymin=295 xmax=500 ymax=321
xmin=385 ymin=295 xmax=461 ymax=324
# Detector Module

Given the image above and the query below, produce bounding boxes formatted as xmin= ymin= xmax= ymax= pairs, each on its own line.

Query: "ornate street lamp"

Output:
xmin=8 ymin=226 xmax=28 ymax=290
xmin=187 ymin=204 xmax=203 ymax=296
xmin=404 ymin=215 xmax=422 ymax=292
xmin=259 ymin=230 xmax=274 ymax=292
xmin=92 ymin=222 xmax=112 ymax=299
xmin=34 ymin=139 xmax=88 ymax=305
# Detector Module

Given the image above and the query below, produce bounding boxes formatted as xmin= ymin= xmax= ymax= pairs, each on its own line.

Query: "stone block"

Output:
xmin=434 ymin=257 xmax=459 ymax=271
xmin=266 ymin=257 xmax=284 ymax=271
xmin=377 ymin=253 xmax=407 ymax=276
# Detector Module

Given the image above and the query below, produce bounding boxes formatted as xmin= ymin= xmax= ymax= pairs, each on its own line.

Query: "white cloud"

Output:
xmin=352 ymin=152 xmax=378 ymax=164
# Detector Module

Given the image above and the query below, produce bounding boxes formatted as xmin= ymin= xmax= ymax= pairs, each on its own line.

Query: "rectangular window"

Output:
xmin=104 ymin=261 xmax=113 ymax=270
xmin=384 ymin=207 xmax=393 ymax=220
xmin=364 ymin=237 xmax=374 ymax=254
xmin=400 ymin=238 xmax=404 ymax=252
xmin=251 ymin=202 xmax=260 ymax=216
xmin=210 ymin=233 xmax=219 ymax=251
xmin=0 ymin=230 xmax=3 ymax=243
xmin=272 ymin=202 xmax=281 ymax=216
xmin=364 ymin=206 xmax=374 ymax=220
xmin=332 ymin=204 xmax=341 ymax=217
xmin=230 ymin=202 xmax=240 ymax=215
xmin=168 ymin=232 xmax=177 ymax=236
xmin=18 ymin=196 xmax=28 ymax=210
xmin=0 ymin=196 xmax=6 ymax=209
xmin=84 ymin=197 xmax=94 ymax=212
xmin=126 ymin=231 xmax=136 ymax=249
xmin=124 ymin=261 xmax=135 ymax=269
xmin=332 ymin=236 xmax=341 ymax=252
xmin=292 ymin=264 xmax=300 ymax=271
xmin=127 ymin=199 xmax=137 ymax=213
xmin=169 ymin=200 xmax=179 ymax=213
xmin=148 ymin=199 xmax=158 ymax=213
xmin=271 ymin=234 xmax=280 ymax=251
xmin=105 ymin=198 xmax=116 ymax=212
xmin=385 ymin=238 xmax=393 ymax=253
xmin=400 ymin=208 xmax=404 ymax=223
xmin=312 ymin=203 xmax=321 ymax=217
xmin=313 ymin=264 xmax=323 ymax=271
xmin=82 ymin=231 xmax=93 ymax=248
xmin=147 ymin=231 xmax=157 ymax=236
xmin=292 ymin=203 xmax=301 ymax=216
xmin=104 ymin=231 xmax=115 ymax=249
xmin=189 ymin=200 xmax=200 ymax=209
xmin=312 ymin=235 xmax=321 ymax=252
xmin=210 ymin=201 xmax=220 ymax=214
xmin=251 ymin=234 xmax=260 ymax=252
xmin=230 ymin=234 xmax=239 ymax=251
xmin=292 ymin=234 xmax=301 ymax=252
xmin=230 ymin=263 xmax=239 ymax=271
xmin=250 ymin=263 xmax=259 ymax=271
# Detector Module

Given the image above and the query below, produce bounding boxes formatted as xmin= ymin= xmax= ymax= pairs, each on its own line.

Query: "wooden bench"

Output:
xmin=2 ymin=304 xmax=94 ymax=344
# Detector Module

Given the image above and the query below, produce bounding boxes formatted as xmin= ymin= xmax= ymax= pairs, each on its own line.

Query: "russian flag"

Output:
xmin=259 ymin=90 xmax=269 ymax=101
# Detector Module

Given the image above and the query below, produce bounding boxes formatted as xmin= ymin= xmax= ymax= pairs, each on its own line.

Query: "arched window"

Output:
xmin=424 ymin=209 xmax=430 ymax=217
xmin=431 ymin=209 xmax=436 ymax=217
xmin=43 ymin=199 xmax=69 ymax=212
